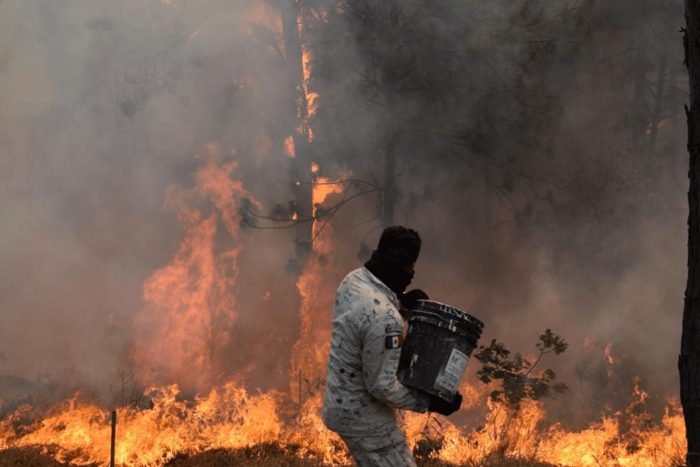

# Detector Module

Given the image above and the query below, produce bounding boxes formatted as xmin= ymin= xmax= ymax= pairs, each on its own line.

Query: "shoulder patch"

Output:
xmin=385 ymin=323 xmax=403 ymax=335
xmin=385 ymin=335 xmax=403 ymax=349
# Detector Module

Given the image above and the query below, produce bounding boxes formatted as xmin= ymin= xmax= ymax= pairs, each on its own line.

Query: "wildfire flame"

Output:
xmin=287 ymin=161 xmax=350 ymax=409
xmin=0 ymin=136 xmax=688 ymax=467
xmin=604 ymin=342 xmax=616 ymax=365
xmin=0 ymin=1 xmax=688 ymax=457
xmin=284 ymin=135 xmax=295 ymax=158
xmin=0 ymin=146 xmax=687 ymax=466
xmin=0 ymin=379 xmax=686 ymax=466
xmin=131 ymin=144 xmax=259 ymax=394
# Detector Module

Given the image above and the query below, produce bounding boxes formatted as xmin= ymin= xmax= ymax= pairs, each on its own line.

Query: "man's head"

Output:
xmin=374 ymin=226 xmax=422 ymax=270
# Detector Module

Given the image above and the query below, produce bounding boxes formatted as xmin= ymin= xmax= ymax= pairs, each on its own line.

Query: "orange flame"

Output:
xmin=284 ymin=135 xmax=295 ymax=158
xmin=311 ymin=165 xmax=350 ymax=247
xmin=0 ymin=145 xmax=688 ymax=467
xmin=131 ymin=144 xmax=259 ymax=394
xmin=306 ymin=91 xmax=319 ymax=119
xmin=0 ymin=378 xmax=688 ymax=466
xmin=287 ymin=165 xmax=350 ymax=405
xmin=604 ymin=342 xmax=616 ymax=365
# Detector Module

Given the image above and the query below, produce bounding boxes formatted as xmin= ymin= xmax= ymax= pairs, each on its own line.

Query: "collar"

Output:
xmin=361 ymin=267 xmax=400 ymax=309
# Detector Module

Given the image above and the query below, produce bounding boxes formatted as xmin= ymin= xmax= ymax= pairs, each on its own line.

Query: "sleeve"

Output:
xmin=361 ymin=312 xmax=432 ymax=412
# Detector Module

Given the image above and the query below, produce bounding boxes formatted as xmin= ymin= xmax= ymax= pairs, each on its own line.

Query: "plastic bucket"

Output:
xmin=397 ymin=300 xmax=484 ymax=402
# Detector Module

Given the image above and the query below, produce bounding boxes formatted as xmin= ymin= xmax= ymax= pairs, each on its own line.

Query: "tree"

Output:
xmin=304 ymin=0 xmax=469 ymax=228
xmin=681 ymin=2 xmax=700 ymax=465
xmin=279 ymin=0 xmax=315 ymax=257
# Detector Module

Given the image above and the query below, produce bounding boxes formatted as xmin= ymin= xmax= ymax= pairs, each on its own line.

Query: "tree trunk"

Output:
xmin=681 ymin=3 xmax=700 ymax=465
xmin=632 ymin=28 xmax=648 ymax=144
xmin=281 ymin=0 xmax=313 ymax=256
xmin=382 ymin=134 xmax=397 ymax=228
xmin=647 ymin=49 xmax=668 ymax=162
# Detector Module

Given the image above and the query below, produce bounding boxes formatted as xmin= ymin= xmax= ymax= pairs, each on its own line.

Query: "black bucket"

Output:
xmin=397 ymin=300 xmax=484 ymax=402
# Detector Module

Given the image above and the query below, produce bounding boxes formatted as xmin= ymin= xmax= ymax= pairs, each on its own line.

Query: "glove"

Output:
xmin=399 ymin=289 xmax=429 ymax=320
xmin=428 ymin=392 xmax=462 ymax=416
xmin=400 ymin=289 xmax=429 ymax=310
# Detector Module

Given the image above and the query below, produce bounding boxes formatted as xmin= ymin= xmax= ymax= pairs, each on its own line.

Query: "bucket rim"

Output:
xmin=414 ymin=299 xmax=484 ymax=329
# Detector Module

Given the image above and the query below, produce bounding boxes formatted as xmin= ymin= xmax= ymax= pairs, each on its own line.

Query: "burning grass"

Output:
xmin=0 ymin=145 xmax=687 ymax=467
xmin=0 ymin=391 xmax=686 ymax=467
xmin=0 ymin=443 xmax=328 ymax=467
xmin=0 ymin=443 xmax=569 ymax=467
xmin=0 ymin=338 xmax=686 ymax=467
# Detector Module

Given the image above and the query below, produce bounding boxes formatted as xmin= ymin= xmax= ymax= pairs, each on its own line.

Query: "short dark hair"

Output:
xmin=375 ymin=226 xmax=421 ymax=266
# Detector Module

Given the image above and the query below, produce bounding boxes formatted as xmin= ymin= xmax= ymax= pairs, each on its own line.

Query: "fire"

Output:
xmin=0 ymin=369 xmax=688 ymax=466
xmin=284 ymin=135 xmax=295 ymax=158
xmin=604 ymin=342 xmax=616 ymax=365
xmin=0 ymin=151 xmax=688 ymax=467
xmin=0 ymin=144 xmax=688 ymax=465
xmin=631 ymin=376 xmax=650 ymax=406
xmin=300 ymin=30 xmax=316 ymax=142
xmin=312 ymin=177 xmax=343 ymax=210
xmin=0 ymin=1 xmax=689 ymax=466
xmin=287 ymin=163 xmax=350 ymax=407
xmin=0 ymin=158 xmax=688 ymax=465
xmin=0 ymin=384 xmax=284 ymax=466
xmin=131 ymin=144 xmax=259 ymax=394
xmin=311 ymin=164 xmax=349 ymax=244
xmin=645 ymin=119 xmax=667 ymax=135
xmin=302 ymin=49 xmax=312 ymax=83
xmin=306 ymin=91 xmax=319 ymax=120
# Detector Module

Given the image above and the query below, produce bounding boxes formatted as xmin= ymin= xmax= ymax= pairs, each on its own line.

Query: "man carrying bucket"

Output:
xmin=322 ymin=226 xmax=463 ymax=467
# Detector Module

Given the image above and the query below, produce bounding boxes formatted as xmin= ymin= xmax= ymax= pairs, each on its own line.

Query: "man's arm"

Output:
xmin=361 ymin=314 xmax=431 ymax=412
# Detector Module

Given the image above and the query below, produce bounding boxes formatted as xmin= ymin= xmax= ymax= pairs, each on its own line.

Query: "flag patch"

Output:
xmin=385 ymin=335 xmax=403 ymax=349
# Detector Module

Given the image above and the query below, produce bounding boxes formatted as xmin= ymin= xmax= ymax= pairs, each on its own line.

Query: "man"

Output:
xmin=322 ymin=226 xmax=462 ymax=467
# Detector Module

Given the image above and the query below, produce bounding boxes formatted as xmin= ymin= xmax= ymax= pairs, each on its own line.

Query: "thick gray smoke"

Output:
xmin=0 ymin=0 xmax=687 ymax=429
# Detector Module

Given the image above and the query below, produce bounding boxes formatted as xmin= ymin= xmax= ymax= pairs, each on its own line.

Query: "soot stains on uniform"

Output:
xmin=322 ymin=268 xmax=430 ymax=437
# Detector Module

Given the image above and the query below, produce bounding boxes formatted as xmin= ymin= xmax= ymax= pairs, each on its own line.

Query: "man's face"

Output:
xmin=404 ymin=262 xmax=416 ymax=274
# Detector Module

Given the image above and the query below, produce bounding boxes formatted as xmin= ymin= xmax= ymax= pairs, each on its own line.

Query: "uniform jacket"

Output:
xmin=322 ymin=267 xmax=431 ymax=436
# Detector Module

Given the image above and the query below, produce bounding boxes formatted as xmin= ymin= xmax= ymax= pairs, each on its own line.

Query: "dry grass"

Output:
xmin=0 ymin=443 xmax=563 ymax=467
xmin=0 ymin=445 xmax=95 ymax=467
xmin=417 ymin=455 xmax=559 ymax=467
xmin=165 ymin=443 xmax=327 ymax=467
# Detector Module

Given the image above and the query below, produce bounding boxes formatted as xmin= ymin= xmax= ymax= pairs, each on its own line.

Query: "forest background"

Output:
xmin=0 ymin=0 xmax=688 ymax=451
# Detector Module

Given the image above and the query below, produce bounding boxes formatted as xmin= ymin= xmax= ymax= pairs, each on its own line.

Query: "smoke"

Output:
xmin=0 ymin=0 xmax=687 ymax=430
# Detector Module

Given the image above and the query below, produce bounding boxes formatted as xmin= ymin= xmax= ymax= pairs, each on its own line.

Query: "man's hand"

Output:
xmin=428 ymin=392 xmax=462 ymax=416
xmin=400 ymin=289 xmax=429 ymax=320
xmin=400 ymin=289 xmax=429 ymax=310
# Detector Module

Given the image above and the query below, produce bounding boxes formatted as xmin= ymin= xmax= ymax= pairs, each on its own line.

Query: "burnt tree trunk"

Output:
xmin=281 ymin=0 xmax=314 ymax=256
xmin=681 ymin=2 xmax=700 ymax=466
xmin=632 ymin=28 xmax=649 ymax=144
xmin=647 ymin=49 xmax=668 ymax=161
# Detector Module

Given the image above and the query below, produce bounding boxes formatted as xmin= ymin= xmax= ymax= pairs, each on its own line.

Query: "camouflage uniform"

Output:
xmin=322 ymin=268 xmax=431 ymax=466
